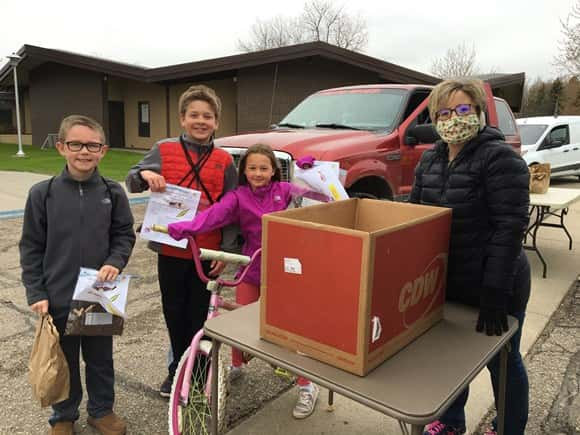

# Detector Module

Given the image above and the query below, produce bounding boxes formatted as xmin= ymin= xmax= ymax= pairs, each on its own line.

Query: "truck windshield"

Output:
xmin=279 ymin=88 xmax=407 ymax=131
xmin=518 ymin=124 xmax=548 ymax=145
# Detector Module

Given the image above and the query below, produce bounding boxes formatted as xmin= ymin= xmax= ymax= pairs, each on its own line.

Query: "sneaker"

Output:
xmin=423 ymin=420 xmax=468 ymax=435
xmin=292 ymin=383 xmax=319 ymax=419
xmin=159 ymin=374 xmax=173 ymax=398
xmin=228 ymin=365 xmax=243 ymax=383
xmin=49 ymin=421 xmax=74 ymax=435
xmin=87 ymin=412 xmax=126 ymax=435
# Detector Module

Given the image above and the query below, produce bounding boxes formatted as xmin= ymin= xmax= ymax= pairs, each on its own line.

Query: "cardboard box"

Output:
xmin=260 ymin=198 xmax=451 ymax=376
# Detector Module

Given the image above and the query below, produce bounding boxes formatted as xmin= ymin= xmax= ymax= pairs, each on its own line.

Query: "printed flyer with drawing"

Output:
xmin=140 ymin=183 xmax=201 ymax=248
xmin=72 ymin=268 xmax=131 ymax=318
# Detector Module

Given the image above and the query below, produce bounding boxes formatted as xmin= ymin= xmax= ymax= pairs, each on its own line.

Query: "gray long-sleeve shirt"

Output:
xmin=20 ymin=168 xmax=136 ymax=317
xmin=126 ymin=134 xmax=239 ymax=252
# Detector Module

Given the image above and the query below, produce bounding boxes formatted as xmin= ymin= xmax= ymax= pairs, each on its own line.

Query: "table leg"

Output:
xmin=211 ymin=340 xmax=221 ymax=435
xmin=524 ymin=205 xmax=548 ymax=278
xmin=560 ymin=208 xmax=573 ymax=250
xmin=497 ymin=345 xmax=508 ymax=435
xmin=398 ymin=420 xmax=410 ymax=435
xmin=327 ymin=390 xmax=334 ymax=411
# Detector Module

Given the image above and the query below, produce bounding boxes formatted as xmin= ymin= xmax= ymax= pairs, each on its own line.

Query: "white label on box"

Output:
xmin=284 ymin=258 xmax=302 ymax=274
xmin=85 ymin=312 xmax=113 ymax=326
xmin=371 ymin=316 xmax=382 ymax=343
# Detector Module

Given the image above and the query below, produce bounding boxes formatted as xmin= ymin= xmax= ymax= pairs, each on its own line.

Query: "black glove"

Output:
xmin=476 ymin=287 xmax=509 ymax=336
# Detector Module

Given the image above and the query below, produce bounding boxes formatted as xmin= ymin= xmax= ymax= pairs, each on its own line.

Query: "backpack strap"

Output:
xmin=41 ymin=176 xmax=56 ymax=233
xmin=100 ymin=176 xmax=117 ymax=216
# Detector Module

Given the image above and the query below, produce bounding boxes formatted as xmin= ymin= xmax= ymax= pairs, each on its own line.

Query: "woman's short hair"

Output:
xmin=428 ymin=78 xmax=487 ymax=122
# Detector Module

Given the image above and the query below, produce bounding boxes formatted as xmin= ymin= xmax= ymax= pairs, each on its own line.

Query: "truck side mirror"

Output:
xmin=406 ymin=124 xmax=440 ymax=145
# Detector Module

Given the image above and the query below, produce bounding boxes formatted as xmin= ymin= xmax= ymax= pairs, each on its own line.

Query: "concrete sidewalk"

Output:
xmin=0 ymin=170 xmax=148 ymax=217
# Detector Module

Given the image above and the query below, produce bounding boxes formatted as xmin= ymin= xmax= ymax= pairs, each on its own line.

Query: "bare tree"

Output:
xmin=237 ymin=0 xmax=368 ymax=52
xmin=301 ymin=0 xmax=367 ymax=50
xmin=237 ymin=16 xmax=304 ymax=52
xmin=430 ymin=43 xmax=479 ymax=79
xmin=554 ymin=0 xmax=580 ymax=77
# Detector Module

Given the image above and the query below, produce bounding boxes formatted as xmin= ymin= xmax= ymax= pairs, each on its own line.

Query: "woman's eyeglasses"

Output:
xmin=436 ymin=104 xmax=474 ymax=121
xmin=65 ymin=141 xmax=104 ymax=153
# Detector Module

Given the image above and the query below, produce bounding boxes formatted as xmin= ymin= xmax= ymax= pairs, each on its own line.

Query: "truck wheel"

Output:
xmin=349 ymin=192 xmax=378 ymax=200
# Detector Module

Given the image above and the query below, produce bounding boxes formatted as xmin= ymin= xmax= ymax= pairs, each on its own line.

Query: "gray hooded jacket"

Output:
xmin=20 ymin=167 xmax=136 ymax=317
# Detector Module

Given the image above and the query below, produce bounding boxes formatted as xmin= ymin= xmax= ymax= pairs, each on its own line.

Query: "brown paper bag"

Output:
xmin=64 ymin=300 xmax=124 ymax=336
xmin=529 ymin=163 xmax=551 ymax=194
xmin=28 ymin=314 xmax=70 ymax=407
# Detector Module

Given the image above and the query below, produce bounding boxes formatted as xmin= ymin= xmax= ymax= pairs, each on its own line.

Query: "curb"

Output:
xmin=0 ymin=196 xmax=150 ymax=220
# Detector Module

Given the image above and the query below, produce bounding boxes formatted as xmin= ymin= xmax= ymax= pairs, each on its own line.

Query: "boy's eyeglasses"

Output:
xmin=65 ymin=141 xmax=104 ymax=153
xmin=436 ymin=104 xmax=474 ymax=121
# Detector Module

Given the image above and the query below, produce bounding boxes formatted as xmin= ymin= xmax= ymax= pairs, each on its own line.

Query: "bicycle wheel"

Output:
xmin=168 ymin=340 xmax=227 ymax=434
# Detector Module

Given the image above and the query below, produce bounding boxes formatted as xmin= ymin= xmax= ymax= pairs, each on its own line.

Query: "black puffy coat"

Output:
xmin=410 ymin=126 xmax=530 ymax=310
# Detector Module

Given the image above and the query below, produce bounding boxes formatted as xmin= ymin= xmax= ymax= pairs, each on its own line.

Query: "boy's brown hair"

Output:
xmin=238 ymin=144 xmax=281 ymax=185
xmin=178 ymin=85 xmax=222 ymax=119
xmin=58 ymin=115 xmax=106 ymax=143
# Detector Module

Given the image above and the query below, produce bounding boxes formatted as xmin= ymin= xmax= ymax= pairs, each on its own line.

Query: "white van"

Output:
xmin=517 ymin=116 xmax=580 ymax=179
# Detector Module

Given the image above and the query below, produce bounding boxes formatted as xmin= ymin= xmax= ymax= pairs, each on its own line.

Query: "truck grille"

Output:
xmin=222 ymin=147 xmax=293 ymax=181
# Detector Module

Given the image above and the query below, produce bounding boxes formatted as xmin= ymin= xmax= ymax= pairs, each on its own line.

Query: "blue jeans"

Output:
xmin=439 ymin=311 xmax=529 ymax=435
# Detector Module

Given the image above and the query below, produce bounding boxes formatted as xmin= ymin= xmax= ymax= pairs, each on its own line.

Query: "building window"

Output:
xmin=138 ymin=101 xmax=150 ymax=137
xmin=0 ymin=109 xmax=13 ymax=133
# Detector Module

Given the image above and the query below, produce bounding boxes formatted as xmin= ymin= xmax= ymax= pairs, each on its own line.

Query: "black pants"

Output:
xmin=49 ymin=314 xmax=114 ymax=425
xmin=158 ymin=254 xmax=211 ymax=375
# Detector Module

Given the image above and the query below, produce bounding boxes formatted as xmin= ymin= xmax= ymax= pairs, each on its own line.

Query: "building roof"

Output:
xmin=0 ymin=42 xmax=439 ymax=87
xmin=0 ymin=42 xmax=525 ymax=109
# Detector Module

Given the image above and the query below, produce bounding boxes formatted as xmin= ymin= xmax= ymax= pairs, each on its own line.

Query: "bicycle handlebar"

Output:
xmin=150 ymin=224 xmax=260 ymax=287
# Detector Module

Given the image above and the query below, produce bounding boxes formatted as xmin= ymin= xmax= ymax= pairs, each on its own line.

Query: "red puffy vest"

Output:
xmin=159 ymin=140 xmax=232 ymax=259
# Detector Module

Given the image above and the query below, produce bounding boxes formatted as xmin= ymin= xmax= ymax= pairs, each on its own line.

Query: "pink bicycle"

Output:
xmin=152 ymin=225 xmax=261 ymax=435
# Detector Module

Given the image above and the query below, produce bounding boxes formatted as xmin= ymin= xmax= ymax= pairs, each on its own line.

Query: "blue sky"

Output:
xmin=0 ymin=0 xmax=576 ymax=81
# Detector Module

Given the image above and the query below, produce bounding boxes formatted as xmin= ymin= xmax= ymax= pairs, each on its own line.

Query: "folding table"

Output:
xmin=525 ymin=187 xmax=580 ymax=278
xmin=205 ymin=302 xmax=518 ymax=435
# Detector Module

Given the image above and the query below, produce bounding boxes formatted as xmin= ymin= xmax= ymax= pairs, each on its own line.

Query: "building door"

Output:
xmin=108 ymin=101 xmax=125 ymax=148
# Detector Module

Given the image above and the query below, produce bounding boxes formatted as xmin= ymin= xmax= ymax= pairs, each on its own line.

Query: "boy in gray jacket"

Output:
xmin=19 ymin=115 xmax=135 ymax=435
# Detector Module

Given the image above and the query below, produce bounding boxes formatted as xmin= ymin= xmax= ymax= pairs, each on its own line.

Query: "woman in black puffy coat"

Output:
xmin=410 ymin=78 xmax=530 ymax=435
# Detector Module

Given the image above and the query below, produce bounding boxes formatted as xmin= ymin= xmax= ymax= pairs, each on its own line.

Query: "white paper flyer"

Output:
xmin=293 ymin=160 xmax=349 ymax=206
xmin=140 ymin=183 xmax=201 ymax=248
xmin=72 ymin=268 xmax=131 ymax=318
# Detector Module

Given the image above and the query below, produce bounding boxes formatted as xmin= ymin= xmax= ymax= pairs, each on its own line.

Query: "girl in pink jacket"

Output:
xmin=168 ymin=144 xmax=327 ymax=420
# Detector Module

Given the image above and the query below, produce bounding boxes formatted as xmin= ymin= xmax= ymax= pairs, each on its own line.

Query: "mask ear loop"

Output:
xmin=479 ymin=110 xmax=487 ymax=128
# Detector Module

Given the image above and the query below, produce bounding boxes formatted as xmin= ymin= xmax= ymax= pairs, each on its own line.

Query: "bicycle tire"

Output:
xmin=168 ymin=341 xmax=227 ymax=434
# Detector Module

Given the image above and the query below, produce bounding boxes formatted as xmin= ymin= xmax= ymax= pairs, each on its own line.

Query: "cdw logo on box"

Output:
xmin=261 ymin=199 xmax=451 ymax=376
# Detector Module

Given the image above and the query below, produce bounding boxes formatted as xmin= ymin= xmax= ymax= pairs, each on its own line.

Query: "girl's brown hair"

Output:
xmin=238 ymin=144 xmax=281 ymax=185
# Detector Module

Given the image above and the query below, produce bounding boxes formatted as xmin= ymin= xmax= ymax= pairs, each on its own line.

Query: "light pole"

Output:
xmin=7 ymin=53 xmax=25 ymax=157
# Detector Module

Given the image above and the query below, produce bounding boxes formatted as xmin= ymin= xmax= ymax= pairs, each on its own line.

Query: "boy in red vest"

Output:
xmin=126 ymin=85 xmax=237 ymax=396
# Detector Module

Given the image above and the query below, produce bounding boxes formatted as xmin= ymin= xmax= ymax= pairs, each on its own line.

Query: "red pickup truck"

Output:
xmin=215 ymin=83 xmax=521 ymax=201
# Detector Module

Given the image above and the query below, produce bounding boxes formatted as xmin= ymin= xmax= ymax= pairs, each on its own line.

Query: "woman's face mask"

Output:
xmin=435 ymin=113 xmax=480 ymax=145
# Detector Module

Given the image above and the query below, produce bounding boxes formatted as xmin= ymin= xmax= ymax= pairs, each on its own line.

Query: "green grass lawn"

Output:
xmin=0 ymin=143 xmax=145 ymax=181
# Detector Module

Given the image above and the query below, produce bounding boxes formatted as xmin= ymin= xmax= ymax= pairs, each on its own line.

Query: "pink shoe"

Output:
xmin=423 ymin=420 xmax=468 ymax=435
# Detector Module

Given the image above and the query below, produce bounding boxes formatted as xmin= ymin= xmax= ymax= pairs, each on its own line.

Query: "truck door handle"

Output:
xmin=573 ymin=147 xmax=579 ymax=150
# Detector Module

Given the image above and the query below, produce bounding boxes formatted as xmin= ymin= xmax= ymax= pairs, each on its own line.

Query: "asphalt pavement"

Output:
xmin=1 ymin=171 xmax=579 ymax=435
